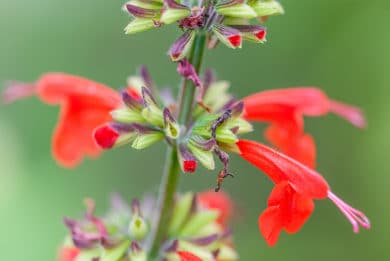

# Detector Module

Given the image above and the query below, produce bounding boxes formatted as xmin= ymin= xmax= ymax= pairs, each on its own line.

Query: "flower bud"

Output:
xmin=129 ymin=215 xmax=149 ymax=239
xmin=101 ymin=240 xmax=131 ymax=261
xmin=178 ymin=209 xmax=219 ymax=236
xmin=169 ymin=30 xmax=196 ymax=61
xmin=160 ymin=0 xmax=191 ymax=25
xmin=177 ymin=145 xmax=198 ymax=173
xmin=251 ymin=0 xmax=284 ymax=17
xmin=124 ymin=18 xmax=157 ymax=35
xmin=94 ymin=123 xmax=136 ymax=149
xmin=129 ymin=242 xmax=147 ymax=261
xmin=163 ymin=108 xmax=180 ymax=139
xmin=141 ymin=87 xmax=164 ymax=126
xmin=169 ymin=193 xmax=195 ymax=235
xmin=188 ymin=139 xmax=215 ymax=170
xmin=126 ymin=4 xmax=159 ymax=18
xmin=212 ymin=24 xmax=242 ymax=49
xmin=111 ymin=108 xmax=146 ymax=124
xmin=216 ymin=0 xmax=257 ymax=19
xmin=132 ymin=131 xmax=164 ymax=149
xmin=232 ymin=25 xmax=267 ymax=43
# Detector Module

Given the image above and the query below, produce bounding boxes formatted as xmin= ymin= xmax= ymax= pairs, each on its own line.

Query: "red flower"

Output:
xmin=3 ymin=73 xmax=122 ymax=167
xmin=237 ymin=139 xmax=370 ymax=246
xmin=58 ymin=246 xmax=79 ymax=261
xmin=242 ymin=87 xmax=366 ymax=167
xmin=198 ymin=190 xmax=233 ymax=226
xmin=177 ymin=251 xmax=202 ymax=261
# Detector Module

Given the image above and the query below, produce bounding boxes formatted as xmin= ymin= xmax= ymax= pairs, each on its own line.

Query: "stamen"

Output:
xmin=328 ymin=191 xmax=370 ymax=233
xmin=2 ymin=81 xmax=36 ymax=104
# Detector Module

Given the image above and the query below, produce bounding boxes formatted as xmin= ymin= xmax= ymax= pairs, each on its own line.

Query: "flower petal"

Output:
xmin=52 ymin=97 xmax=114 ymax=167
xmin=237 ymin=140 xmax=329 ymax=199
xmin=36 ymin=73 xmax=120 ymax=106
xmin=198 ymin=190 xmax=233 ymax=226
xmin=264 ymin=124 xmax=316 ymax=168
xmin=258 ymin=206 xmax=283 ymax=247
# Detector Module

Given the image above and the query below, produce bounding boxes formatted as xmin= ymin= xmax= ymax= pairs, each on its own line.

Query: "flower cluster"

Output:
xmin=58 ymin=191 xmax=237 ymax=261
xmin=2 ymin=0 xmax=371 ymax=259
xmin=124 ymin=0 xmax=283 ymax=59
xmin=4 ymin=68 xmax=370 ymax=247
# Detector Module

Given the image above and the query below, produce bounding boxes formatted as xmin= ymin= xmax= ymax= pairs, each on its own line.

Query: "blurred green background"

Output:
xmin=0 ymin=0 xmax=388 ymax=260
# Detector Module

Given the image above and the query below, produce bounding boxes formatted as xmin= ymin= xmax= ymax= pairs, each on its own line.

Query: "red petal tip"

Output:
xmin=184 ymin=159 xmax=197 ymax=173
xmin=228 ymin=35 xmax=242 ymax=47
xmin=177 ymin=251 xmax=202 ymax=261
xmin=94 ymin=125 xmax=119 ymax=149
xmin=255 ymin=30 xmax=267 ymax=41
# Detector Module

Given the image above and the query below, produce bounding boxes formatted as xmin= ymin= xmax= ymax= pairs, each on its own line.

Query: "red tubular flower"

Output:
xmin=237 ymin=139 xmax=370 ymax=246
xmin=58 ymin=246 xmax=80 ymax=261
xmin=198 ymin=190 xmax=233 ymax=226
xmin=3 ymin=73 xmax=122 ymax=167
xmin=242 ymin=87 xmax=366 ymax=167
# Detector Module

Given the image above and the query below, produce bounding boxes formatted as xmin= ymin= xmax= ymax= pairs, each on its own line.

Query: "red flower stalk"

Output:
xmin=237 ymin=139 xmax=370 ymax=246
xmin=3 ymin=73 xmax=122 ymax=167
xmin=242 ymin=87 xmax=366 ymax=167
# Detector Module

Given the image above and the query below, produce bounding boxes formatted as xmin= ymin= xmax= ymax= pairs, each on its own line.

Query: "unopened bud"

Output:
xmin=169 ymin=193 xmax=195 ymax=235
xmin=111 ymin=108 xmax=146 ymax=124
xmin=94 ymin=123 xmax=136 ymax=149
xmin=232 ymin=25 xmax=267 ymax=43
xmin=141 ymin=87 xmax=164 ymax=126
xmin=124 ymin=18 xmax=156 ymax=35
xmin=216 ymin=244 xmax=239 ymax=260
xmin=178 ymin=209 xmax=219 ymax=236
xmin=161 ymin=0 xmax=191 ymax=24
xmin=216 ymin=1 xmax=257 ymax=19
xmin=169 ymin=30 xmax=196 ymax=61
xmin=212 ymin=24 xmax=242 ymax=49
xmin=132 ymin=131 xmax=164 ymax=149
xmin=101 ymin=240 xmax=131 ymax=261
xmin=129 ymin=215 xmax=149 ymax=239
xmin=177 ymin=145 xmax=197 ymax=173
xmin=251 ymin=0 xmax=284 ymax=17
xmin=188 ymin=140 xmax=215 ymax=170
xmin=163 ymin=108 xmax=180 ymax=139
xmin=126 ymin=4 xmax=159 ymax=18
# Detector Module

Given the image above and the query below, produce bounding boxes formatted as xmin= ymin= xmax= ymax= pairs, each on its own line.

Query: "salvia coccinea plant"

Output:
xmin=2 ymin=0 xmax=370 ymax=260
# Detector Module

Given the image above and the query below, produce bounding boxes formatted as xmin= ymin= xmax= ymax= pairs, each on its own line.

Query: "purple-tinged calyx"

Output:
xmin=161 ymin=0 xmax=191 ymax=24
xmin=169 ymin=30 xmax=196 ymax=61
xmin=121 ymin=90 xmax=143 ymax=110
xmin=231 ymin=24 xmax=267 ymax=43
xmin=126 ymin=4 xmax=159 ymax=18
xmin=141 ymin=87 xmax=164 ymax=127
xmin=178 ymin=144 xmax=198 ymax=173
xmin=139 ymin=65 xmax=157 ymax=93
xmin=212 ymin=24 xmax=242 ymax=48
xmin=216 ymin=0 xmax=257 ymax=19
xmin=189 ymin=234 xmax=219 ymax=246
xmin=163 ymin=107 xmax=180 ymax=139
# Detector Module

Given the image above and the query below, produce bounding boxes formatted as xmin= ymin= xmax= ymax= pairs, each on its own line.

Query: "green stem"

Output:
xmin=149 ymin=33 xmax=207 ymax=258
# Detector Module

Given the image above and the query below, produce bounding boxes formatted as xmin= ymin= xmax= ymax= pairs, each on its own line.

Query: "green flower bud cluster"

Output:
xmin=123 ymin=0 xmax=284 ymax=57
xmin=61 ymin=193 xmax=238 ymax=260
xmin=96 ymin=68 xmax=253 ymax=190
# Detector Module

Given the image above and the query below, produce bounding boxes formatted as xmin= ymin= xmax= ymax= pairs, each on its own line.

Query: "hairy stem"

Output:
xmin=149 ymin=33 xmax=207 ymax=258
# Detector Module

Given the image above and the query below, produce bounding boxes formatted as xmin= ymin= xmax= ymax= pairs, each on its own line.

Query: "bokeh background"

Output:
xmin=0 ymin=0 xmax=388 ymax=260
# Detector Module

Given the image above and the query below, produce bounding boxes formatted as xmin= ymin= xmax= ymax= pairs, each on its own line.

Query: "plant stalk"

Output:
xmin=149 ymin=33 xmax=207 ymax=258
